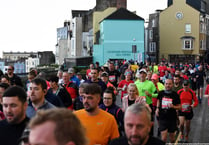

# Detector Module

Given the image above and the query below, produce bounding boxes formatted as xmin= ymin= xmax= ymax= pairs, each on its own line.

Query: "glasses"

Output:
xmin=103 ymin=97 xmax=112 ymax=100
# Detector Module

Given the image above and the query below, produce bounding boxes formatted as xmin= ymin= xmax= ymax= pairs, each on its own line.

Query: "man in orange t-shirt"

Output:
xmin=74 ymin=83 xmax=119 ymax=145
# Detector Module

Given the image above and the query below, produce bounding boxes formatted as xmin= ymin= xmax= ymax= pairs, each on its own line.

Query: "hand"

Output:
xmin=135 ymin=96 xmax=146 ymax=104
xmin=155 ymin=108 xmax=159 ymax=117
xmin=167 ymin=103 xmax=173 ymax=108
xmin=145 ymin=91 xmax=151 ymax=97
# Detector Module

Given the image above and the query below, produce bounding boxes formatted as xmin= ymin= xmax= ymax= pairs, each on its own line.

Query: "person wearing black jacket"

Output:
xmin=6 ymin=65 xmax=23 ymax=87
xmin=48 ymin=75 xmax=72 ymax=108
xmin=0 ymin=86 xmax=29 ymax=145
xmin=99 ymin=87 xmax=124 ymax=136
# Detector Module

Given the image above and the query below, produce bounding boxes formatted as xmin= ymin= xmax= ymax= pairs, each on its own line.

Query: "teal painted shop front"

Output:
xmin=93 ymin=9 xmax=145 ymax=65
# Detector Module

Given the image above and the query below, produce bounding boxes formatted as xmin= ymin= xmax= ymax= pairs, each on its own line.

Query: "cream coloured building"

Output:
xmin=159 ymin=0 xmax=208 ymax=63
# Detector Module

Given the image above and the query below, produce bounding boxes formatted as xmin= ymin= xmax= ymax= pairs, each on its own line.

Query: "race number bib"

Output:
xmin=182 ymin=103 xmax=191 ymax=112
xmin=162 ymin=97 xmax=173 ymax=109
xmin=109 ymin=75 xmax=116 ymax=82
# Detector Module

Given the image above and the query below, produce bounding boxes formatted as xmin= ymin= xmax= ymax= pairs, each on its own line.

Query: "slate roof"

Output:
xmin=104 ymin=8 xmax=144 ymax=20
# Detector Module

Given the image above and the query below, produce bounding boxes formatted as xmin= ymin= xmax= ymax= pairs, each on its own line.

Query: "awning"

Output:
xmin=180 ymin=36 xmax=195 ymax=39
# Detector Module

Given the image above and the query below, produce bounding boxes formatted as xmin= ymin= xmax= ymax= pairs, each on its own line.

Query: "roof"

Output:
xmin=104 ymin=8 xmax=144 ymax=20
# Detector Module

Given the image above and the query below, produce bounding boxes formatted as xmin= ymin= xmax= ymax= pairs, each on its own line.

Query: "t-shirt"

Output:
xmin=107 ymin=70 xmax=121 ymax=87
xmin=135 ymin=80 xmax=156 ymax=105
xmin=74 ymin=109 xmax=119 ymax=145
xmin=157 ymin=90 xmax=180 ymax=120
xmin=118 ymin=80 xmax=134 ymax=98
xmin=177 ymin=88 xmax=198 ymax=112
xmin=109 ymin=136 xmax=165 ymax=145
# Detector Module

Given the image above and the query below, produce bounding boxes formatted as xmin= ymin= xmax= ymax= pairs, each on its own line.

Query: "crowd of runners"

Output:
xmin=0 ymin=60 xmax=208 ymax=145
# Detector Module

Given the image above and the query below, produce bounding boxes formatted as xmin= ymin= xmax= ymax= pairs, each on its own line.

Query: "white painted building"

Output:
xmin=25 ymin=57 xmax=39 ymax=73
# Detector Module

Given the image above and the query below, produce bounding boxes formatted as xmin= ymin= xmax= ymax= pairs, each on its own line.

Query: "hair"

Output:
xmin=29 ymin=108 xmax=88 ymax=145
xmin=91 ymin=67 xmax=99 ymax=73
xmin=127 ymin=83 xmax=139 ymax=96
xmin=31 ymin=78 xmax=47 ymax=90
xmin=104 ymin=87 xmax=116 ymax=103
xmin=125 ymin=103 xmax=151 ymax=125
xmin=1 ymin=75 xmax=10 ymax=82
xmin=3 ymin=86 xmax=27 ymax=103
xmin=28 ymin=69 xmax=37 ymax=78
xmin=174 ymin=74 xmax=181 ymax=78
xmin=82 ymin=83 xmax=101 ymax=95
xmin=79 ymin=83 xmax=88 ymax=89
xmin=0 ymin=83 xmax=10 ymax=90
xmin=8 ymin=65 xmax=14 ymax=70
xmin=49 ymin=75 xmax=59 ymax=83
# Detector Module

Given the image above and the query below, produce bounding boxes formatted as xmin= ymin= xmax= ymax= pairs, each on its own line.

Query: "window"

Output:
xmin=149 ymin=30 xmax=153 ymax=39
xmin=182 ymin=39 xmax=193 ymax=50
xmin=200 ymin=40 xmax=206 ymax=50
xmin=149 ymin=42 xmax=156 ymax=52
xmin=185 ymin=24 xmax=191 ymax=33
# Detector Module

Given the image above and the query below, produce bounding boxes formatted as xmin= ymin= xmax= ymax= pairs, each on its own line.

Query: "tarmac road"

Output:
xmin=115 ymin=89 xmax=209 ymax=143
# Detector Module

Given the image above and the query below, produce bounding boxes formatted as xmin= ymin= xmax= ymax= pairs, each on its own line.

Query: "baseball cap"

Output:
xmin=68 ymin=68 xmax=75 ymax=73
xmin=101 ymin=72 xmax=109 ymax=77
xmin=139 ymin=68 xmax=147 ymax=74
xmin=151 ymin=74 xmax=159 ymax=80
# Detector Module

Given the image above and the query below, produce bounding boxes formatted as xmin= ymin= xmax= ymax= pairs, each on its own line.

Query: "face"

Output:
xmin=82 ymin=93 xmax=100 ymax=112
xmin=147 ymin=72 xmax=152 ymax=80
xmin=27 ymin=75 xmax=35 ymax=83
xmin=140 ymin=72 xmax=147 ymax=81
xmin=3 ymin=96 xmax=27 ymax=124
xmin=151 ymin=79 xmax=157 ymax=84
xmin=175 ymin=70 xmax=180 ymax=75
xmin=128 ymin=86 xmax=137 ymax=98
xmin=165 ymin=79 xmax=173 ymax=91
xmin=109 ymin=63 xmax=114 ymax=71
xmin=101 ymin=76 xmax=108 ymax=83
xmin=49 ymin=81 xmax=57 ymax=89
xmin=103 ymin=93 xmax=113 ymax=107
xmin=57 ymin=71 xmax=62 ymax=78
xmin=62 ymin=72 xmax=70 ymax=84
xmin=183 ymin=84 xmax=189 ymax=91
xmin=1 ymin=78 xmax=10 ymax=84
xmin=125 ymin=111 xmax=151 ymax=145
xmin=173 ymin=77 xmax=180 ymax=84
xmin=7 ymin=66 xmax=14 ymax=75
xmin=30 ymin=83 xmax=46 ymax=104
xmin=91 ymin=69 xmax=99 ymax=81
xmin=125 ymin=73 xmax=131 ymax=80
xmin=29 ymin=121 xmax=59 ymax=145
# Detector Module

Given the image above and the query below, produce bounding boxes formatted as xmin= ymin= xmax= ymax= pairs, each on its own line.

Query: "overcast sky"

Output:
xmin=0 ymin=0 xmax=167 ymax=57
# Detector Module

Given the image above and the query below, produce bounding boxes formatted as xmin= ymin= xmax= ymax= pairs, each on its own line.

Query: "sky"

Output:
xmin=0 ymin=0 xmax=167 ymax=58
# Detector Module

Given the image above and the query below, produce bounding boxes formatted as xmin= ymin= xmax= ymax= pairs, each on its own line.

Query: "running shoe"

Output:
xmin=179 ymin=135 xmax=184 ymax=143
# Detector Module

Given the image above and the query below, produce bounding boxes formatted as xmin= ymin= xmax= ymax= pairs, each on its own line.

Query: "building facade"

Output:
xmin=146 ymin=10 xmax=162 ymax=63
xmin=25 ymin=57 xmax=39 ymax=73
xmin=93 ymin=8 xmax=144 ymax=65
xmin=159 ymin=0 xmax=209 ymax=63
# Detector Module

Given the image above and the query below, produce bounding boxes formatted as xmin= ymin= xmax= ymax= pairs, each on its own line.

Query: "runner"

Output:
xmin=177 ymin=80 xmax=198 ymax=143
xmin=156 ymin=79 xmax=181 ymax=143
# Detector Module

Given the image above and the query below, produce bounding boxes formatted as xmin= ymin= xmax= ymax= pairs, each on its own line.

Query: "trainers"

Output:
xmin=179 ymin=135 xmax=184 ymax=143
xmin=185 ymin=136 xmax=189 ymax=143
xmin=157 ymin=128 xmax=161 ymax=137
xmin=198 ymin=96 xmax=202 ymax=104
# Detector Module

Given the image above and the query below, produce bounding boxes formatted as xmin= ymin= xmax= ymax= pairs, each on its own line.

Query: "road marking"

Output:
xmin=175 ymin=131 xmax=181 ymax=144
